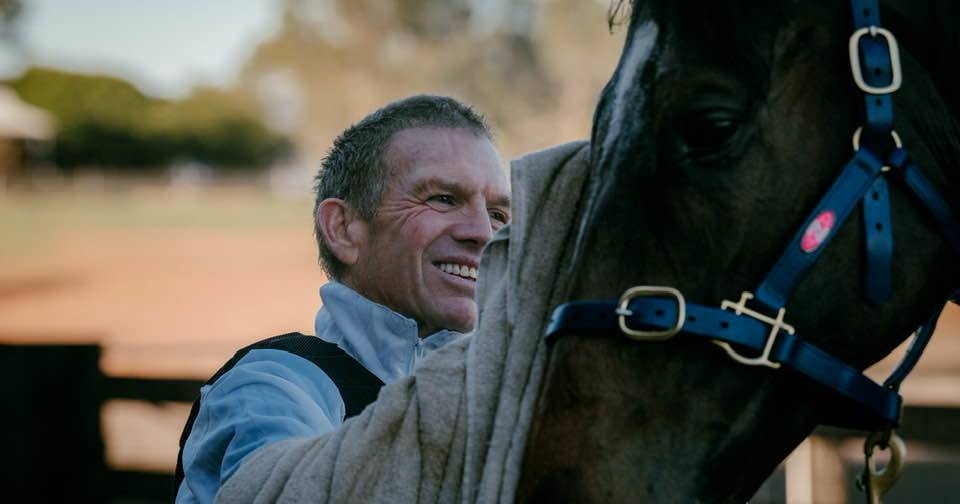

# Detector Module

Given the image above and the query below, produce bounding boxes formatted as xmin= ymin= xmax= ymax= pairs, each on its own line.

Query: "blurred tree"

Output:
xmin=11 ymin=67 xmax=152 ymax=126
xmin=240 ymin=0 xmax=624 ymax=163
xmin=0 ymin=0 xmax=22 ymax=41
xmin=0 ymin=0 xmax=24 ymax=74
xmin=6 ymin=68 xmax=289 ymax=172
xmin=147 ymin=87 xmax=292 ymax=170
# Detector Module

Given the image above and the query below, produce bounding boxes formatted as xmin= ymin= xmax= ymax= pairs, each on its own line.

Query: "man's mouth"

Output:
xmin=435 ymin=262 xmax=478 ymax=281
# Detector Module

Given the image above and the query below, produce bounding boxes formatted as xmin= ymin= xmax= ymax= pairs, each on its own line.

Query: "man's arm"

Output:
xmin=177 ymin=349 xmax=345 ymax=503
xmin=214 ymin=335 xmax=474 ymax=503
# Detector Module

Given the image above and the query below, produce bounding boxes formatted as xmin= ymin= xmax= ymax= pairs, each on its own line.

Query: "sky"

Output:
xmin=0 ymin=0 xmax=284 ymax=98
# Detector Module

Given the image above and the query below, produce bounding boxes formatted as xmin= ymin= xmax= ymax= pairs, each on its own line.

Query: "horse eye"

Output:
xmin=673 ymin=110 xmax=742 ymax=162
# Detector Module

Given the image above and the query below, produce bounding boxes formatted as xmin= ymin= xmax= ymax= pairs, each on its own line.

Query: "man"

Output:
xmin=176 ymin=95 xmax=510 ymax=503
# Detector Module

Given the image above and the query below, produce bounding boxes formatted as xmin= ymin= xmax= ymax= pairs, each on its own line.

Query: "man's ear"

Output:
xmin=317 ymin=198 xmax=368 ymax=266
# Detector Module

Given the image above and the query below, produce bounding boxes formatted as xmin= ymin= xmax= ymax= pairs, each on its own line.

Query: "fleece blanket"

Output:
xmin=216 ymin=140 xmax=592 ymax=503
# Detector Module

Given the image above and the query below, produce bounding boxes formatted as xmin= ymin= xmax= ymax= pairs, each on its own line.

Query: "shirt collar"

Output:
xmin=314 ymin=281 xmax=464 ymax=384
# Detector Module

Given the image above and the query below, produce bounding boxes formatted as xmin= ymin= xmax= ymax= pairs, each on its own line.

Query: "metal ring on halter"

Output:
xmin=616 ymin=286 xmax=686 ymax=341
xmin=852 ymin=127 xmax=902 ymax=153
xmin=857 ymin=430 xmax=906 ymax=504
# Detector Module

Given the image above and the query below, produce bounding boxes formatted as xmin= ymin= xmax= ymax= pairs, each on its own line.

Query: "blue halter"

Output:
xmin=546 ymin=0 xmax=960 ymax=431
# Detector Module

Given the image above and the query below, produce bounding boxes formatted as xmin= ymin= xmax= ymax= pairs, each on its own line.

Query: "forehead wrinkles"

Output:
xmin=383 ymin=127 xmax=468 ymax=179
xmin=384 ymin=133 xmax=427 ymax=181
xmin=383 ymin=129 xmax=504 ymax=200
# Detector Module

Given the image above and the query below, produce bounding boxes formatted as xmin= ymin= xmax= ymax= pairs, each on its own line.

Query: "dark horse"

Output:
xmin=519 ymin=0 xmax=959 ymax=502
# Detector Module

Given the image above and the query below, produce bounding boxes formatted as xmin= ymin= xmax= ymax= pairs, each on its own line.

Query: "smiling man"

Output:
xmin=327 ymin=125 xmax=509 ymax=337
xmin=175 ymin=95 xmax=509 ymax=503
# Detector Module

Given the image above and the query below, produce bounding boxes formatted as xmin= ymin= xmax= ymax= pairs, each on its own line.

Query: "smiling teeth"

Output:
xmin=438 ymin=263 xmax=478 ymax=280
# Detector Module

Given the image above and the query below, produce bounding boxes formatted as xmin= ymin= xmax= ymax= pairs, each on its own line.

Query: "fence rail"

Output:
xmin=4 ymin=343 xmax=960 ymax=503
xmin=105 ymin=376 xmax=204 ymax=403
xmin=1 ymin=343 xmax=204 ymax=503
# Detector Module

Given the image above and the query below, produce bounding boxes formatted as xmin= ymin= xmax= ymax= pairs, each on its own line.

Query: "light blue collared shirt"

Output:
xmin=176 ymin=281 xmax=463 ymax=503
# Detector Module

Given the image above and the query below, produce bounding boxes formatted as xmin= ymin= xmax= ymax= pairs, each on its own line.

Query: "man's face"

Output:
xmin=347 ymin=127 xmax=510 ymax=336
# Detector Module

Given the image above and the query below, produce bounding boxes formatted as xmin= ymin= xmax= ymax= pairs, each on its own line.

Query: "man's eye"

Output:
xmin=428 ymin=194 xmax=456 ymax=206
xmin=489 ymin=210 xmax=509 ymax=224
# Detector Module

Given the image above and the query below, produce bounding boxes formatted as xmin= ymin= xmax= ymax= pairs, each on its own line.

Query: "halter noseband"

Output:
xmin=546 ymin=0 xmax=960 ymax=432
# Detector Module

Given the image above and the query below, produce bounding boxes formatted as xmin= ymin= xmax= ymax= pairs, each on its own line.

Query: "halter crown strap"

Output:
xmin=853 ymin=0 xmax=899 ymax=305
xmin=851 ymin=0 xmax=898 ymax=142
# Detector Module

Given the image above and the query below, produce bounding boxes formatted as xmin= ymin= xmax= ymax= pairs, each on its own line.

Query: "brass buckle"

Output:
xmin=713 ymin=291 xmax=794 ymax=369
xmin=849 ymin=26 xmax=902 ymax=95
xmin=616 ymin=286 xmax=685 ymax=341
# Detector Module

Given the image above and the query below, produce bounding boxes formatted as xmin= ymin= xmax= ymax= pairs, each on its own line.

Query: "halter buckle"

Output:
xmin=849 ymin=26 xmax=902 ymax=95
xmin=617 ymin=286 xmax=686 ymax=341
xmin=714 ymin=291 xmax=794 ymax=369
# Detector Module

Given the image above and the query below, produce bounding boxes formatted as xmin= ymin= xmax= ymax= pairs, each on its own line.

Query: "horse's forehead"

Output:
xmin=627 ymin=2 xmax=840 ymax=98
xmin=604 ymin=21 xmax=658 ymax=155
xmin=635 ymin=0 xmax=813 ymax=53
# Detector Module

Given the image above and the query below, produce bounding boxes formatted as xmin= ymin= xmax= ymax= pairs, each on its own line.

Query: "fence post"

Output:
xmin=0 ymin=344 xmax=106 ymax=501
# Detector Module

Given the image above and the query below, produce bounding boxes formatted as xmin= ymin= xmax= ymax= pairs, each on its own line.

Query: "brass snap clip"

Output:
xmin=857 ymin=430 xmax=906 ymax=504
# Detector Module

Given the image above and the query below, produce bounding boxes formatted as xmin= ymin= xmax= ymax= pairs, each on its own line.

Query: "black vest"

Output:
xmin=174 ymin=332 xmax=385 ymax=492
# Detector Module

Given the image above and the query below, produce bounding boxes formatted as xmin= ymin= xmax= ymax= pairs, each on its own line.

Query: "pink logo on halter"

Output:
xmin=801 ymin=210 xmax=836 ymax=253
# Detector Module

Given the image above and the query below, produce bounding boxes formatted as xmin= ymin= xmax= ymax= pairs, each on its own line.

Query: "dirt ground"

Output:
xmin=1 ymin=187 xmax=325 ymax=470
xmin=0 ymin=226 xmax=323 ymax=377
xmin=1 ymin=186 xmax=958 ymax=472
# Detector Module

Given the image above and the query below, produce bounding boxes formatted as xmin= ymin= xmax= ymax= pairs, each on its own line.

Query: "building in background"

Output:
xmin=0 ymin=84 xmax=51 ymax=191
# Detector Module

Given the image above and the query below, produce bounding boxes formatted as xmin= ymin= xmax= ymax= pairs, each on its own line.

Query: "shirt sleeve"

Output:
xmin=176 ymin=348 xmax=345 ymax=504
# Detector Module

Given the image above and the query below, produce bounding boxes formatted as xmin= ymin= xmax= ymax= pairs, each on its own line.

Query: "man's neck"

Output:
xmin=339 ymin=277 xmax=437 ymax=338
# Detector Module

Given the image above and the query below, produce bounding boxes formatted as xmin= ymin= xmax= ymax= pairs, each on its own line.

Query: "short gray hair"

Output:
xmin=313 ymin=94 xmax=492 ymax=280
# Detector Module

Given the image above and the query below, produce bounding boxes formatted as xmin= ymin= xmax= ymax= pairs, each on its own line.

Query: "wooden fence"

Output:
xmin=3 ymin=343 xmax=958 ymax=503
xmin=1 ymin=343 xmax=203 ymax=502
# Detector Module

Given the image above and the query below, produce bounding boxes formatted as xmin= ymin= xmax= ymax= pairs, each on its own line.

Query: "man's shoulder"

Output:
xmin=177 ymin=342 xmax=350 ymax=502
xmin=206 ymin=334 xmax=384 ymax=419
xmin=203 ymin=346 xmax=344 ymax=408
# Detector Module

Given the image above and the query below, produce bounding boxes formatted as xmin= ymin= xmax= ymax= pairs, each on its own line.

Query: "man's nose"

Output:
xmin=451 ymin=203 xmax=495 ymax=246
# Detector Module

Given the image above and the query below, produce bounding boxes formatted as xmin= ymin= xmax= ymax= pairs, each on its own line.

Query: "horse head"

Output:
xmin=520 ymin=1 xmax=960 ymax=501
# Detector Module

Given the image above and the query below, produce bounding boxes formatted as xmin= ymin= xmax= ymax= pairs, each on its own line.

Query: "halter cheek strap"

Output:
xmin=863 ymin=176 xmax=893 ymax=304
